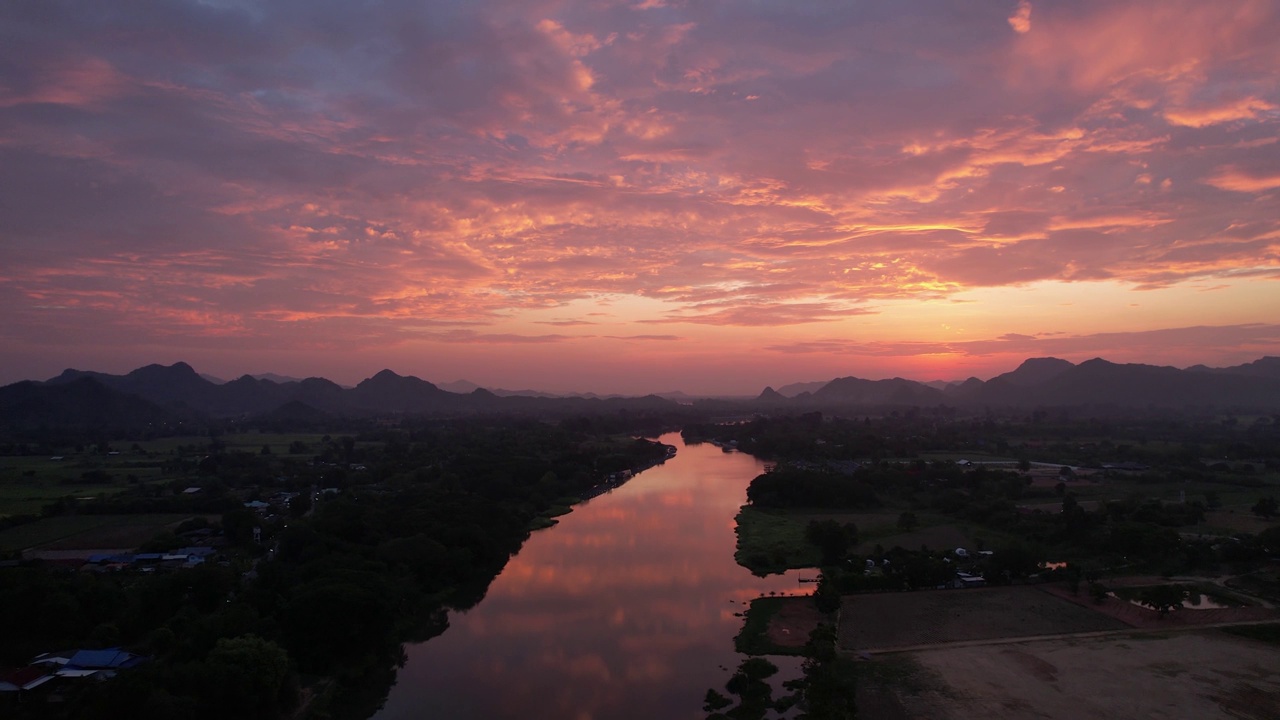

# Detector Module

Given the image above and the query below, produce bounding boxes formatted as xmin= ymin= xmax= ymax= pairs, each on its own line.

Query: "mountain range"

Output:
xmin=2 ymin=357 xmax=1279 ymax=432
xmin=756 ymin=356 xmax=1280 ymax=410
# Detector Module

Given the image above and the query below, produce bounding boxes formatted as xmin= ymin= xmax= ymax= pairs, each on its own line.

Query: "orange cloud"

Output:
xmin=1164 ymin=97 xmax=1276 ymax=128
xmin=1205 ymin=167 xmax=1280 ymax=193
xmin=1008 ymin=1 xmax=1033 ymax=34
xmin=1 ymin=0 xmax=1278 ymax=391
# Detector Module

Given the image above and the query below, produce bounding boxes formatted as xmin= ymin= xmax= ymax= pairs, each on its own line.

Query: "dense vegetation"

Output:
xmin=0 ymin=417 xmax=674 ymax=719
xmin=712 ymin=411 xmax=1280 ymax=597
xmin=4 ymin=400 xmax=1279 ymax=719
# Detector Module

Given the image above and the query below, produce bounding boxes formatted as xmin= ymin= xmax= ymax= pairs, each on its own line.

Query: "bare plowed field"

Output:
xmin=839 ymin=586 xmax=1128 ymax=651
xmin=904 ymin=631 xmax=1280 ymax=720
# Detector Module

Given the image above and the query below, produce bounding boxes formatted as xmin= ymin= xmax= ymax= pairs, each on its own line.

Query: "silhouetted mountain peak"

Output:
xmin=298 ymin=377 xmax=343 ymax=392
xmin=129 ymin=361 xmax=197 ymax=378
xmin=50 ymin=368 xmax=91 ymax=383
xmin=757 ymin=386 xmax=785 ymax=402
xmin=0 ymin=375 xmax=178 ymax=432
xmin=358 ymin=369 xmax=439 ymax=391
xmin=263 ymin=400 xmax=329 ymax=422
xmin=1190 ymin=356 xmax=1280 ymax=380
xmin=774 ymin=380 xmax=829 ymax=397
xmin=997 ymin=357 xmax=1076 ymax=387
xmin=251 ymin=372 xmax=306 ymax=384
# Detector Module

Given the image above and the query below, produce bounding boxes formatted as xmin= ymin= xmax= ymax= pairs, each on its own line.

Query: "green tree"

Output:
xmin=289 ymin=492 xmax=311 ymax=518
xmin=813 ymin=573 xmax=842 ymax=614
xmin=896 ymin=511 xmax=918 ymax=531
xmin=221 ymin=507 xmax=258 ymax=546
xmin=1257 ymin=525 xmax=1280 ymax=552
xmin=1138 ymin=585 xmax=1188 ymax=617
xmin=983 ymin=541 xmax=1041 ymax=584
xmin=1089 ymin=581 xmax=1109 ymax=604
xmin=796 ymin=624 xmax=857 ymax=719
xmin=714 ymin=657 xmax=779 ymax=720
xmin=1253 ymin=496 xmax=1278 ymax=519
xmin=703 ymin=689 xmax=732 ymax=712
xmin=204 ymin=634 xmax=295 ymax=719
xmin=806 ymin=520 xmax=857 ymax=564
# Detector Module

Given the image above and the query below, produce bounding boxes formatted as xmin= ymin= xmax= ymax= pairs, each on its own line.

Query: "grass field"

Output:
xmin=0 ymin=454 xmax=167 ymax=518
xmin=853 ymin=523 xmax=980 ymax=556
xmin=734 ymin=506 xmax=821 ymax=575
xmin=130 ymin=432 xmax=336 ymax=455
xmin=0 ymin=431 xmax=360 ymax=519
xmin=0 ymin=513 xmax=197 ymax=552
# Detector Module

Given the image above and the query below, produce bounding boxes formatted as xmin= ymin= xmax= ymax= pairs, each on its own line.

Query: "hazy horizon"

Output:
xmin=3 ymin=1 xmax=1278 ymax=396
xmin=8 ymin=352 xmax=1275 ymax=398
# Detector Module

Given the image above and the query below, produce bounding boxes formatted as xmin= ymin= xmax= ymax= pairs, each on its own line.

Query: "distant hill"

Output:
xmin=437 ymin=379 xmax=482 ymax=394
xmin=7 ymin=355 xmax=1280 ymax=433
xmin=775 ymin=380 xmax=830 ymax=397
xmin=252 ymin=372 xmax=310 ymax=385
xmin=1187 ymin=356 xmax=1280 ymax=380
xmin=0 ymin=377 xmax=180 ymax=433
xmin=348 ymin=369 xmax=457 ymax=413
xmin=9 ymin=363 xmax=686 ymax=426
xmin=743 ymin=356 xmax=1280 ymax=412
xmin=1025 ymin=358 xmax=1280 ymax=408
xmin=991 ymin=357 xmax=1076 ymax=387
xmin=438 ymin=380 xmax=565 ymax=398
xmin=756 ymin=386 xmax=787 ymax=404
xmin=810 ymin=376 xmax=948 ymax=406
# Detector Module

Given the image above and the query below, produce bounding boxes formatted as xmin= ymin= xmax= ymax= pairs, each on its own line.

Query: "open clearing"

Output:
xmin=853 ymin=523 xmax=978 ymax=555
xmin=763 ymin=596 xmax=827 ymax=651
xmin=1201 ymin=509 xmax=1279 ymax=535
xmin=0 ymin=454 xmax=167 ymax=518
xmin=0 ymin=513 xmax=196 ymax=552
xmin=895 ymin=630 xmax=1280 ymax=719
xmin=839 ymin=586 xmax=1128 ymax=651
xmin=843 ymin=584 xmax=1280 ymax=719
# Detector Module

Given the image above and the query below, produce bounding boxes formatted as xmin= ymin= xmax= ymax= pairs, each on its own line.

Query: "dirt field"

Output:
xmin=1202 ymin=509 xmax=1279 ymax=535
xmin=764 ymin=596 xmax=827 ymax=649
xmin=1040 ymin=582 xmax=1280 ymax=629
xmin=839 ymin=586 xmax=1128 ymax=651
xmin=898 ymin=631 xmax=1280 ymax=719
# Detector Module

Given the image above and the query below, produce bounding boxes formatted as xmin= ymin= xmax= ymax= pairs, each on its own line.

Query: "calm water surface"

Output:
xmin=373 ymin=432 xmax=808 ymax=719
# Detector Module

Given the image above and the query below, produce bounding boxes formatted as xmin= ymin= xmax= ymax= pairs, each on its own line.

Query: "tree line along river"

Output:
xmin=372 ymin=431 xmax=809 ymax=720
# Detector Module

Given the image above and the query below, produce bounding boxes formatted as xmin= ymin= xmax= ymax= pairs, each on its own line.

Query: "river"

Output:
xmin=371 ymin=432 xmax=810 ymax=719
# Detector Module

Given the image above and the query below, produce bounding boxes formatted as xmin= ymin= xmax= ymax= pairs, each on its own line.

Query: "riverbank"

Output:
xmin=373 ymin=432 xmax=810 ymax=720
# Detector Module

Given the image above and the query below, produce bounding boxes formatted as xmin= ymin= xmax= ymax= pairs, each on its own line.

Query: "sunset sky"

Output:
xmin=2 ymin=0 xmax=1279 ymax=394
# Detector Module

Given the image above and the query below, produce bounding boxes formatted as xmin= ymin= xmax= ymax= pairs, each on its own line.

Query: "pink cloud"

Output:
xmin=1 ymin=0 xmax=1277 ymax=390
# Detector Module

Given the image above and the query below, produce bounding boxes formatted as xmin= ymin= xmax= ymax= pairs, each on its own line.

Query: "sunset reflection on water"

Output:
xmin=374 ymin=432 xmax=808 ymax=719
